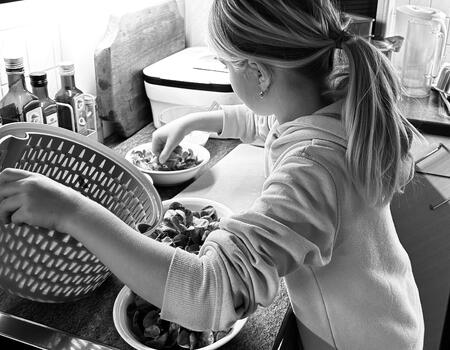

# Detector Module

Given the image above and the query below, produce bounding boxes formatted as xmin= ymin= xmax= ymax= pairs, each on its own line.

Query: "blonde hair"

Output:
xmin=208 ymin=0 xmax=420 ymax=207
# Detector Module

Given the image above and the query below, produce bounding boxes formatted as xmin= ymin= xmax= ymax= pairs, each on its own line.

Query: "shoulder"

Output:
xmin=265 ymin=145 xmax=342 ymax=221
xmin=268 ymin=144 xmax=340 ymax=203
xmin=273 ymin=139 xmax=348 ymax=187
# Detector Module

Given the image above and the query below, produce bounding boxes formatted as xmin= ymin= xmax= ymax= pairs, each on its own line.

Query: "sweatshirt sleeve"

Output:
xmin=160 ymin=151 xmax=339 ymax=331
xmin=218 ymin=104 xmax=277 ymax=144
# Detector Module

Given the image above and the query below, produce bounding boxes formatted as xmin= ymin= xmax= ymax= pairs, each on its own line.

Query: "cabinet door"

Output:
xmin=391 ymin=174 xmax=450 ymax=350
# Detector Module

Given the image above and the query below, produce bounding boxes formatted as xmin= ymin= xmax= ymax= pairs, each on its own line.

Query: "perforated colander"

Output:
xmin=0 ymin=123 xmax=163 ymax=302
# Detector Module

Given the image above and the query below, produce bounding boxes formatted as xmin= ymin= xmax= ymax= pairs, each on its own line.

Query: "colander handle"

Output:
xmin=0 ymin=132 xmax=31 ymax=170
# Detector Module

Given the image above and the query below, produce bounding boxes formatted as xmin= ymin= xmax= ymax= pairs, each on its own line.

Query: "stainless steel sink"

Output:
xmin=0 ymin=311 xmax=118 ymax=350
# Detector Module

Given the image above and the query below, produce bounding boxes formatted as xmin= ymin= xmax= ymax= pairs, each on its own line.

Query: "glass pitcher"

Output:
xmin=401 ymin=19 xmax=446 ymax=97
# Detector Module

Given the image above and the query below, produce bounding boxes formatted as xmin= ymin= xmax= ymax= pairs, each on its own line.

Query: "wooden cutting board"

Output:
xmin=94 ymin=0 xmax=185 ymax=138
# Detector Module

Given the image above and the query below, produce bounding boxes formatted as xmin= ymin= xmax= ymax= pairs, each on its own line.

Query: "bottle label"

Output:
xmin=25 ymin=107 xmax=43 ymax=124
xmin=46 ymin=112 xmax=59 ymax=127
xmin=73 ymin=94 xmax=87 ymax=135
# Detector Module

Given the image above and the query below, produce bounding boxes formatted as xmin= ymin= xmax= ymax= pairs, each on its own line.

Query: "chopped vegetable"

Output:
xmin=130 ymin=145 xmax=201 ymax=171
xmin=127 ymin=293 xmax=230 ymax=350
xmin=146 ymin=201 xmax=222 ymax=254
xmin=128 ymin=202 xmax=231 ymax=349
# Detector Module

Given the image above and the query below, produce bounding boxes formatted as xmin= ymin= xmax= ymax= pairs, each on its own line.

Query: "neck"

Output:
xmin=32 ymin=85 xmax=49 ymax=99
xmin=7 ymin=72 xmax=26 ymax=90
xmin=61 ymin=75 xmax=76 ymax=89
xmin=271 ymin=69 xmax=331 ymax=124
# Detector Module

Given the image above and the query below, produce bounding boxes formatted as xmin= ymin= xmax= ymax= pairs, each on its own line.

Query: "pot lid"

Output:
xmin=143 ymin=47 xmax=233 ymax=93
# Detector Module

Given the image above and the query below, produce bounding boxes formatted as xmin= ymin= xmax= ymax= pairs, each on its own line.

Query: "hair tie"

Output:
xmin=335 ymin=32 xmax=350 ymax=49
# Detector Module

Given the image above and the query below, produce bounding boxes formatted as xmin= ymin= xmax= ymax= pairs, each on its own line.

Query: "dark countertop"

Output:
xmin=0 ymin=91 xmax=449 ymax=350
xmin=400 ymin=92 xmax=450 ymax=136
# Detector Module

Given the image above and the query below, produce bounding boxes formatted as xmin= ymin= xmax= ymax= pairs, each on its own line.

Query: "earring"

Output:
xmin=259 ymin=90 xmax=265 ymax=98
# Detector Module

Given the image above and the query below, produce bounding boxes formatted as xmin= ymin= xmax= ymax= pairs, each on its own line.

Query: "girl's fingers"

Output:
xmin=159 ymin=146 xmax=173 ymax=164
xmin=153 ymin=139 xmax=173 ymax=164
xmin=0 ymin=181 xmax=23 ymax=200
xmin=10 ymin=207 xmax=29 ymax=226
xmin=0 ymin=168 xmax=31 ymax=185
xmin=0 ymin=195 xmax=22 ymax=224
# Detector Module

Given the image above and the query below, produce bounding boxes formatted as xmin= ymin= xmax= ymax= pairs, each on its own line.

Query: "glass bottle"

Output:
xmin=30 ymin=72 xmax=59 ymax=127
xmin=54 ymin=62 xmax=86 ymax=134
xmin=0 ymin=57 xmax=43 ymax=125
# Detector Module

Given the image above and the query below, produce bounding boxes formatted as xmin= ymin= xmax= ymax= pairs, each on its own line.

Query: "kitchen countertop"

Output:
xmin=400 ymin=92 xmax=450 ymax=136
xmin=0 ymin=91 xmax=449 ymax=350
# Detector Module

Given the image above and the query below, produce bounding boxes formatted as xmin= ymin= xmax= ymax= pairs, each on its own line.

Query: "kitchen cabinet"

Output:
xmin=391 ymin=140 xmax=450 ymax=350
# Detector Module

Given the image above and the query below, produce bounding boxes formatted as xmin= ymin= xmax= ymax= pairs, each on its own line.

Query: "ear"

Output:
xmin=247 ymin=59 xmax=272 ymax=92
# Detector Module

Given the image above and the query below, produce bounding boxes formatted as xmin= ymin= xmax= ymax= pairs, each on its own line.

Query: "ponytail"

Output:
xmin=340 ymin=36 xmax=417 ymax=206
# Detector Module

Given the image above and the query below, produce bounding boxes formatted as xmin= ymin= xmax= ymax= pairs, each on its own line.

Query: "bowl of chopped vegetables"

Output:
xmin=114 ymin=285 xmax=247 ymax=350
xmin=125 ymin=141 xmax=210 ymax=186
xmin=113 ymin=198 xmax=247 ymax=350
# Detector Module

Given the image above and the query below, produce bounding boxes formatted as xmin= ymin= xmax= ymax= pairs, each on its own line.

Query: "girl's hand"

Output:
xmin=151 ymin=118 xmax=190 ymax=164
xmin=152 ymin=109 xmax=224 ymax=163
xmin=0 ymin=168 xmax=84 ymax=233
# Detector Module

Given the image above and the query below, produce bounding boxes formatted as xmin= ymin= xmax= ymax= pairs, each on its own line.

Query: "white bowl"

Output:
xmin=125 ymin=141 xmax=210 ymax=186
xmin=114 ymin=197 xmax=245 ymax=350
xmin=113 ymin=285 xmax=247 ymax=350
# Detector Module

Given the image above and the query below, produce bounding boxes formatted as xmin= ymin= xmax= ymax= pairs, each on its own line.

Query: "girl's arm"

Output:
xmin=219 ymin=105 xmax=276 ymax=145
xmin=64 ymin=187 xmax=173 ymax=306
xmin=152 ymin=105 xmax=276 ymax=163
xmin=0 ymin=168 xmax=173 ymax=307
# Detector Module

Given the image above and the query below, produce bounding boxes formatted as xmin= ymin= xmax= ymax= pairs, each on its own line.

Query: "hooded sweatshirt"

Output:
xmin=160 ymin=102 xmax=424 ymax=350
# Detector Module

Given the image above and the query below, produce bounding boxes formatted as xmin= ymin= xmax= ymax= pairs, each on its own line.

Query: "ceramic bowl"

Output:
xmin=125 ymin=141 xmax=210 ymax=186
xmin=113 ymin=285 xmax=247 ymax=350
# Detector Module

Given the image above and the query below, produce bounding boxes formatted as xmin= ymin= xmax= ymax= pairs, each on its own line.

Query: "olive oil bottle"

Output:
xmin=54 ymin=62 xmax=87 ymax=134
xmin=30 ymin=72 xmax=59 ymax=127
xmin=0 ymin=57 xmax=43 ymax=124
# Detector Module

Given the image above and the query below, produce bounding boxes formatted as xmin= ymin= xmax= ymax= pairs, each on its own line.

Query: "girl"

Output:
xmin=0 ymin=0 xmax=424 ymax=349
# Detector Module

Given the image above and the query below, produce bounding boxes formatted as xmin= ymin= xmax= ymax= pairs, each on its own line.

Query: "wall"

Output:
xmin=184 ymin=0 xmax=211 ymax=47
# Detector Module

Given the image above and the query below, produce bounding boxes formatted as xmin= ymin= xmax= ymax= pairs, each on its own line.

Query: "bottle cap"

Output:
xmin=30 ymin=71 xmax=48 ymax=86
xmin=59 ymin=61 xmax=75 ymax=76
xmin=4 ymin=57 xmax=24 ymax=70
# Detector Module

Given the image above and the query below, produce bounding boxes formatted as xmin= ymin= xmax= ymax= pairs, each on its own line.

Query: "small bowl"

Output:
xmin=125 ymin=141 xmax=210 ymax=186
xmin=113 ymin=285 xmax=247 ymax=350
xmin=114 ymin=197 xmax=246 ymax=350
